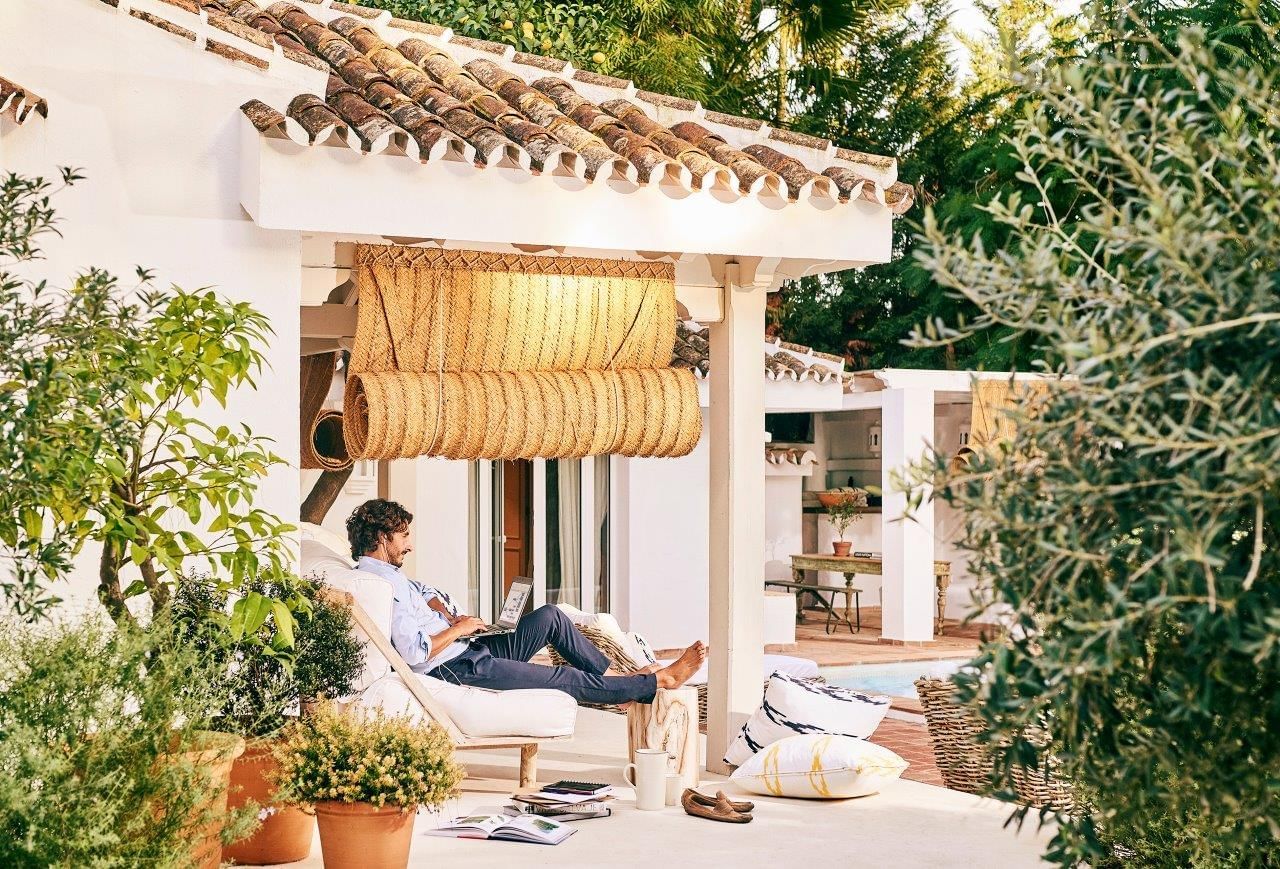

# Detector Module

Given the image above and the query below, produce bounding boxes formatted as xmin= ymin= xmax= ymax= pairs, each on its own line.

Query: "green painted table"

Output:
xmin=768 ymin=554 xmax=953 ymax=635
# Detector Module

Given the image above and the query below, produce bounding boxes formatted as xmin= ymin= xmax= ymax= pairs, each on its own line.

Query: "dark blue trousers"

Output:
xmin=428 ymin=605 xmax=657 ymax=705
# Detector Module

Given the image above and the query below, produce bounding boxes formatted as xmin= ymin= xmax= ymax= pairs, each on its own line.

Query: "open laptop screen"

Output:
xmin=497 ymin=579 xmax=533 ymax=628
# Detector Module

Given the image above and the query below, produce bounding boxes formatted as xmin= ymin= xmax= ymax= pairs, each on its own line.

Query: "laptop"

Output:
xmin=470 ymin=579 xmax=533 ymax=637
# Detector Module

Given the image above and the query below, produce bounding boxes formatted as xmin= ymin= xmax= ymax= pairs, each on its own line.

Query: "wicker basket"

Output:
xmin=915 ymin=677 xmax=1075 ymax=810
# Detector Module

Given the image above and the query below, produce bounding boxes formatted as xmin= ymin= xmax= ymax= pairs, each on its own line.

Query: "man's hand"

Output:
xmin=451 ymin=616 xmax=487 ymax=637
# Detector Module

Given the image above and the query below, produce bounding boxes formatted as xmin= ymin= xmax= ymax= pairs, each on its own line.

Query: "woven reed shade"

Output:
xmin=300 ymin=353 xmax=352 ymax=471
xmin=969 ymin=380 xmax=1050 ymax=449
xmin=344 ymin=245 xmax=701 ymax=461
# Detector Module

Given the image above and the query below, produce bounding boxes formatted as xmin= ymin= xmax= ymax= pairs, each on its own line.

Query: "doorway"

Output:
xmin=500 ymin=459 xmax=532 ymax=598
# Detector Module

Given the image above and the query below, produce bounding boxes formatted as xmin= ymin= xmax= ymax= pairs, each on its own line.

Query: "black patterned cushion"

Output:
xmin=724 ymin=672 xmax=891 ymax=766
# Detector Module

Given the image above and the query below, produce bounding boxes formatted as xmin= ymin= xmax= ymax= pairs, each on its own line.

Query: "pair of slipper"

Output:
xmin=680 ymin=788 xmax=755 ymax=823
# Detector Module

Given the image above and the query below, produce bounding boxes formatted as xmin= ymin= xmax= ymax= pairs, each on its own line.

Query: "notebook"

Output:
xmin=469 ymin=579 xmax=533 ymax=637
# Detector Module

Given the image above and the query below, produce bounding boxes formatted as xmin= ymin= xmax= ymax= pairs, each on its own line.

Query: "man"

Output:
xmin=346 ymin=499 xmax=706 ymax=706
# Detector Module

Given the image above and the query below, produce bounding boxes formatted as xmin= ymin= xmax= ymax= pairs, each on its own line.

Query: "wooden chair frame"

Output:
xmin=321 ymin=587 xmax=570 ymax=787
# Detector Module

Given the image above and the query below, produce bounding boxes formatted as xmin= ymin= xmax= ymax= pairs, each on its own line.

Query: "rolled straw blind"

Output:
xmin=343 ymin=245 xmax=701 ymax=460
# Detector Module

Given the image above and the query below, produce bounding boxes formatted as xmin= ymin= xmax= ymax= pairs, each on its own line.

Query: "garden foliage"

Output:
xmin=0 ymin=616 xmax=257 ymax=868
xmin=910 ymin=17 xmax=1280 ymax=867
xmin=0 ymin=171 xmax=300 ymax=652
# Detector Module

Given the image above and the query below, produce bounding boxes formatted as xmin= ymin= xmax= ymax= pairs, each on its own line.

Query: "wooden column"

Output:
xmin=705 ymin=261 xmax=768 ymax=775
xmin=880 ymin=386 xmax=936 ymax=643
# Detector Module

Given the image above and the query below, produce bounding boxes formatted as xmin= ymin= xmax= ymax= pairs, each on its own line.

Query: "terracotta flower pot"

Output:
xmin=314 ymin=801 xmax=416 ymax=869
xmin=223 ymin=742 xmax=314 ymax=865
xmin=833 ymin=541 xmax=853 ymax=557
xmin=166 ymin=731 xmax=246 ymax=869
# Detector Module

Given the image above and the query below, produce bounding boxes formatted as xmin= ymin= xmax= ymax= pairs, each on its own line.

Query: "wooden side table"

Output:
xmin=787 ymin=554 xmax=953 ymax=635
xmin=626 ymin=686 xmax=699 ymax=789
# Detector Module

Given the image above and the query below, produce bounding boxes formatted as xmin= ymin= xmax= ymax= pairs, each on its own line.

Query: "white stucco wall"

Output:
xmin=1 ymin=0 xmax=318 ymax=606
xmin=613 ymin=417 xmax=711 ymax=649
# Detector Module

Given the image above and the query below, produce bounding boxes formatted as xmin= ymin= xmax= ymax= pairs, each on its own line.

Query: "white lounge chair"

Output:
xmin=301 ymin=527 xmax=575 ymax=787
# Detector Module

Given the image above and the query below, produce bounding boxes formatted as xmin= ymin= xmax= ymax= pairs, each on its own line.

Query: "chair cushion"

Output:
xmin=555 ymin=605 xmax=656 ymax=668
xmin=300 ymin=522 xmax=354 ymax=564
xmin=358 ymin=673 xmax=577 ymax=739
xmin=723 ymin=672 xmax=890 ymax=767
xmin=729 ymin=734 xmax=907 ymax=799
xmin=300 ymin=532 xmax=396 ymax=694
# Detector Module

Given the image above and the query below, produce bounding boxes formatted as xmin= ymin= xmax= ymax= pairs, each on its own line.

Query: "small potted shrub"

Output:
xmin=293 ymin=580 xmax=366 ymax=716
xmin=823 ymin=488 xmax=866 ymax=556
xmin=274 ymin=703 xmax=464 ymax=869
xmin=169 ymin=575 xmax=366 ymax=866
xmin=223 ymin=584 xmax=367 ymax=864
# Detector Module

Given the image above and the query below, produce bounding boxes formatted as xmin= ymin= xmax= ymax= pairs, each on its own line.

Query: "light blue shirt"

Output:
xmin=355 ymin=556 xmax=468 ymax=673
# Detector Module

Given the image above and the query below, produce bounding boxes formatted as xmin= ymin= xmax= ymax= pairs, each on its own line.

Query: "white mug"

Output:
xmin=665 ymin=772 xmax=683 ymax=806
xmin=623 ymin=748 xmax=668 ymax=811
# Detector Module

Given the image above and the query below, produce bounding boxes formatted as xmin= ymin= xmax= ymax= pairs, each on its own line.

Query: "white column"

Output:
xmin=705 ymin=263 xmax=767 ymax=775
xmin=880 ymin=387 xmax=936 ymax=643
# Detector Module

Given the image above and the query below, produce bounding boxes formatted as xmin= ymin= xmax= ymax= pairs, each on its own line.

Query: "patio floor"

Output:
xmin=263 ymin=708 xmax=1053 ymax=868
xmin=766 ymin=606 xmax=989 ymax=666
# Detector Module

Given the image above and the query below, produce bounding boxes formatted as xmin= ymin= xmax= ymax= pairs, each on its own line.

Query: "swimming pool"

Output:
xmin=823 ymin=658 xmax=972 ymax=699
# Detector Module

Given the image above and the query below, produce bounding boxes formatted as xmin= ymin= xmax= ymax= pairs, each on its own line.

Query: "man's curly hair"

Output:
xmin=346 ymin=499 xmax=413 ymax=559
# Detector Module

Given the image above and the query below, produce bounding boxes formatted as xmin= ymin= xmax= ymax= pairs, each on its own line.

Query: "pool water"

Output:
xmin=823 ymin=658 xmax=972 ymax=699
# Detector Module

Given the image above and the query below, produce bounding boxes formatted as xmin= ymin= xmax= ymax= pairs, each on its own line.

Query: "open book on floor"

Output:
xmin=427 ymin=813 xmax=577 ymax=845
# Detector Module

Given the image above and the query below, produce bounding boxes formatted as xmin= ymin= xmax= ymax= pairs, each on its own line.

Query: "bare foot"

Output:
xmin=655 ymin=641 xmax=707 ymax=690
xmin=606 ymin=663 xmax=661 ymax=677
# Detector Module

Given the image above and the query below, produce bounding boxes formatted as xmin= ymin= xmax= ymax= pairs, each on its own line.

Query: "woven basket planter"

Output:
xmin=915 ymin=677 xmax=1075 ymax=810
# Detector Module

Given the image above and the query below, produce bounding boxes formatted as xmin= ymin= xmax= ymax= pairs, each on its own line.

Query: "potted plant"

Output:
xmin=274 ymin=703 xmax=465 ymax=869
xmin=170 ymin=576 xmax=366 ymax=866
xmin=0 ymin=614 xmax=257 ymax=868
xmin=823 ymin=488 xmax=866 ymax=556
xmin=224 ymin=583 xmax=366 ymax=865
xmin=293 ymin=579 xmax=367 ymax=716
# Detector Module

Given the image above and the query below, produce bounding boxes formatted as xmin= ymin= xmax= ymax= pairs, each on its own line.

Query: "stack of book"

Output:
xmin=506 ymin=780 xmax=614 ymax=822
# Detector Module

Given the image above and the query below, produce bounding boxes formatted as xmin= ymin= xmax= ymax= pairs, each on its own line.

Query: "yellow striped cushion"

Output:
xmin=729 ymin=734 xmax=908 ymax=799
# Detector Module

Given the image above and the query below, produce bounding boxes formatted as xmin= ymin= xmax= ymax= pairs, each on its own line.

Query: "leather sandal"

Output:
xmin=686 ymin=790 xmax=755 ymax=813
xmin=681 ymin=788 xmax=752 ymax=823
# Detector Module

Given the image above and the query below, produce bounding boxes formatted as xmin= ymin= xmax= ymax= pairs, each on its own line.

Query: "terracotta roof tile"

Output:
xmin=673 ymin=320 xmax=845 ymax=384
xmin=448 ymin=34 xmax=510 ymax=56
xmin=768 ymin=127 xmax=830 ymax=152
xmin=390 ymin=18 xmax=448 ymax=37
xmin=511 ymin=52 xmax=569 ymax=73
xmin=112 ymin=0 xmax=909 ymax=214
xmin=636 ymin=89 xmax=697 ymax=112
xmin=207 ymin=38 xmax=270 ymax=69
xmin=702 ymin=110 xmax=765 ymax=132
xmin=835 ymin=146 xmax=895 ymax=169
xmin=338 ymin=3 xmax=385 ymax=20
xmin=0 ymin=76 xmax=48 ymax=125
xmin=129 ymin=8 xmax=196 ymax=40
xmin=572 ymin=70 xmax=630 ymax=90
xmin=207 ymin=8 xmax=275 ymax=48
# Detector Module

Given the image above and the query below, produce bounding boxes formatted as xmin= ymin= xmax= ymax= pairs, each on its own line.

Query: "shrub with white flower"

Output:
xmin=272 ymin=702 xmax=464 ymax=811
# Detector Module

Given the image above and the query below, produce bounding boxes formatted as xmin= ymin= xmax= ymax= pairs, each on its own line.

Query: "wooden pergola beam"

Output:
xmin=301 ymin=303 xmax=357 ymax=339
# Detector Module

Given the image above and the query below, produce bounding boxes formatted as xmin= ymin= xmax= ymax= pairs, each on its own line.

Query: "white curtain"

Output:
xmin=557 ymin=460 xmax=581 ymax=607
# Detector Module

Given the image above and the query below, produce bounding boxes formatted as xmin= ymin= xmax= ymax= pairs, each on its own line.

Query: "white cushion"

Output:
xmin=555 ymin=605 xmax=656 ymax=667
xmin=300 ymin=521 xmax=354 ymax=564
xmin=724 ymin=672 xmax=890 ymax=767
xmin=359 ymin=673 xmax=577 ymax=739
xmin=729 ymin=734 xmax=907 ymax=799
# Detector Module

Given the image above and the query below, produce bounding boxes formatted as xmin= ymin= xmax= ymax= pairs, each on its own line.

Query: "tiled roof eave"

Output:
xmin=0 ymin=75 xmax=48 ymax=125
xmin=105 ymin=0 xmax=911 ymax=217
